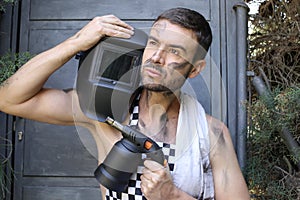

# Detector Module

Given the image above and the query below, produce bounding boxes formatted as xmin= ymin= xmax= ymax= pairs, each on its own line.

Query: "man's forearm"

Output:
xmin=0 ymin=37 xmax=79 ymax=107
xmin=168 ymin=186 xmax=197 ymax=200
xmin=145 ymin=186 xmax=197 ymax=200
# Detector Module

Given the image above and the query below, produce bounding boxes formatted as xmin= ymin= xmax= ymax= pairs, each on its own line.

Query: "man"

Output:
xmin=0 ymin=7 xmax=250 ymax=200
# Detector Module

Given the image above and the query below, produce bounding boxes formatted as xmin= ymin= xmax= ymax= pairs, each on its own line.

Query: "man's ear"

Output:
xmin=188 ymin=60 xmax=206 ymax=78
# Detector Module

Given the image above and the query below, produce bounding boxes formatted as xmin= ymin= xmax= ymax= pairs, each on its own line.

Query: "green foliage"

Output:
xmin=0 ymin=51 xmax=33 ymax=85
xmin=0 ymin=0 xmax=15 ymax=12
xmin=246 ymin=0 xmax=300 ymax=198
xmin=247 ymin=86 xmax=300 ymax=199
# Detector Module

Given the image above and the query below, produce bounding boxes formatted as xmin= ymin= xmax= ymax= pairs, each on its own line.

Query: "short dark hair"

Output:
xmin=154 ymin=7 xmax=212 ymax=60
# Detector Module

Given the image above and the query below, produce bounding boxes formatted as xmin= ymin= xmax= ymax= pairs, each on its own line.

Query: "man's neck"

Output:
xmin=137 ymin=89 xmax=180 ymax=143
xmin=141 ymin=89 xmax=180 ymax=110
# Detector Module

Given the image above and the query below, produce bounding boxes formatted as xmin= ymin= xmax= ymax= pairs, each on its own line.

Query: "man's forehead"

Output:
xmin=150 ymin=20 xmax=197 ymax=46
xmin=152 ymin=20 xmax=167 ymax=31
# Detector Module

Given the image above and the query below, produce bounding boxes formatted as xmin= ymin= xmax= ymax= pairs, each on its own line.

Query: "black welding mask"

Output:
xmin=76 ymin=29 xmax=148 ymax=122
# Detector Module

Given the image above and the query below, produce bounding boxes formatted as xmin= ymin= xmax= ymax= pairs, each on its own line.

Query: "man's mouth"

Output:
xmin=144 ymin=67 xmax=162 ymax=77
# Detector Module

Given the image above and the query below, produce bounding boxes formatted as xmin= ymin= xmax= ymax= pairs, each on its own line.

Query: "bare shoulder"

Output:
xmin=206 ymin=115 xmax=232 ymax=148
xmin=205 ymin=114 xmax=236 ymax=163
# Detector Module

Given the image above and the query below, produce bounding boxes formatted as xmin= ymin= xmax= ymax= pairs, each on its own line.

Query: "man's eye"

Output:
xmin=169 ymin=48 xmax=179 ymax=55
xmin=148 ymin=40 xmax=157 ymax=46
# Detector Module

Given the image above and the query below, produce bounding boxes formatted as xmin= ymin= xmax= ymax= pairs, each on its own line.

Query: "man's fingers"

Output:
xmin=144 ymin=159 xmax=167 ymax=171
xmin=100 ymin=15 xmax=134 ymax=30
xmin=100 ymin=22 xmax=134 ymax=38
xmin=97 ymin=15 xmax=134 ymax=38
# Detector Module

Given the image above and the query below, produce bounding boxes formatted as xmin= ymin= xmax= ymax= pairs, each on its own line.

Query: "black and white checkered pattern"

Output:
xmin=106 ymin=94 xmax=176 ymax=200
xmin=106 ymin=142 xmax=176 ymax=200
xmin=161 ymin=143 xmax=175 ymax=171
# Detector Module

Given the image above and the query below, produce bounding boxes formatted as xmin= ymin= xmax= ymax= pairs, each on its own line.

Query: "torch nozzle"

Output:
xmin=105 ymin=116 xmax=124 ymax=132
xmin=105 ymin=116 xmax=114 ymax=126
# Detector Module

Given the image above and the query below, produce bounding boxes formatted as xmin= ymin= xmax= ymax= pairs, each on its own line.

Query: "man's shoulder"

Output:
xmin=205 ymin=114 xmax=232 ymax=150
xmin=205 ymin=115 xmax=228 ymax=132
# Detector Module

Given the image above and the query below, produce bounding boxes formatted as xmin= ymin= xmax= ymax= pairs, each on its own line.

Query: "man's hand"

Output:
xmin=71 ymin=15 xmax=134 ymax=51
xmin=140 ymin=159 xmax=176 ymax=200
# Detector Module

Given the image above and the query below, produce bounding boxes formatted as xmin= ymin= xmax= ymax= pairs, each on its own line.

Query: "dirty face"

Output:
xmin=140 ymin=19 xmax=202 ymax=93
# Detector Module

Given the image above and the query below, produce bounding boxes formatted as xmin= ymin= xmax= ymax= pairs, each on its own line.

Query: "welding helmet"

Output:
xmin=76 ymin=29 xmax=148 ymax=122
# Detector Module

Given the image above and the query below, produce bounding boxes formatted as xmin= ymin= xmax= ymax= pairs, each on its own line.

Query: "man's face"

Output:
xmin=140 ymin=19 xmax=200 ymax=93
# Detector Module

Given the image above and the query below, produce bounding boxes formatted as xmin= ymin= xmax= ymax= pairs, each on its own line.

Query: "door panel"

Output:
xmin=29 ymin=0 xmax=211 ymax=20
xmin=23 ymin=186 xmax=101 ymax=200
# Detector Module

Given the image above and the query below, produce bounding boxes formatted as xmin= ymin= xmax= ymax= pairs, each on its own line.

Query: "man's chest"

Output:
xmin=137 ymin=114 xmax=178 ymax=144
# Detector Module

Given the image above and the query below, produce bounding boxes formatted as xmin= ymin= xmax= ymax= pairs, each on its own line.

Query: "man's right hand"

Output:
xmin=70 ymin=15 xmax=134 ymax=52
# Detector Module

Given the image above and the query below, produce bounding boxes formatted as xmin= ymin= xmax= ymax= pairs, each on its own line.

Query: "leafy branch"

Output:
xmin=0 ymin=51 xmax=33 ymax=85
xmin=0 ymin=0 xmax=15 ymax=12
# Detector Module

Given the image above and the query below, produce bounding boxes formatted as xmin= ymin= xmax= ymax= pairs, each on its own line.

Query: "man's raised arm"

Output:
xmin=0 ymin=15 xmax=134 ymax=125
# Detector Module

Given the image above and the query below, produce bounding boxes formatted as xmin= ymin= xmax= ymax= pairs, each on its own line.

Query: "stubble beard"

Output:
xmin=140 ymin=60 xmax=192 ymax=93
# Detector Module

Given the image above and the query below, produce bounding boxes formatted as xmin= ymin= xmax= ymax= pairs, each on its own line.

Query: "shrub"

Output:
xmin=247 ymin=86 xmax=300 ymax=199
xmin=0 ymin=51 xmax=33 ymax=85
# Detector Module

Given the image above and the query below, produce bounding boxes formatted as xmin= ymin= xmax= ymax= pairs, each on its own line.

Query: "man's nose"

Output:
xmin=150 ymin=48 xmax=166 ymax=65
